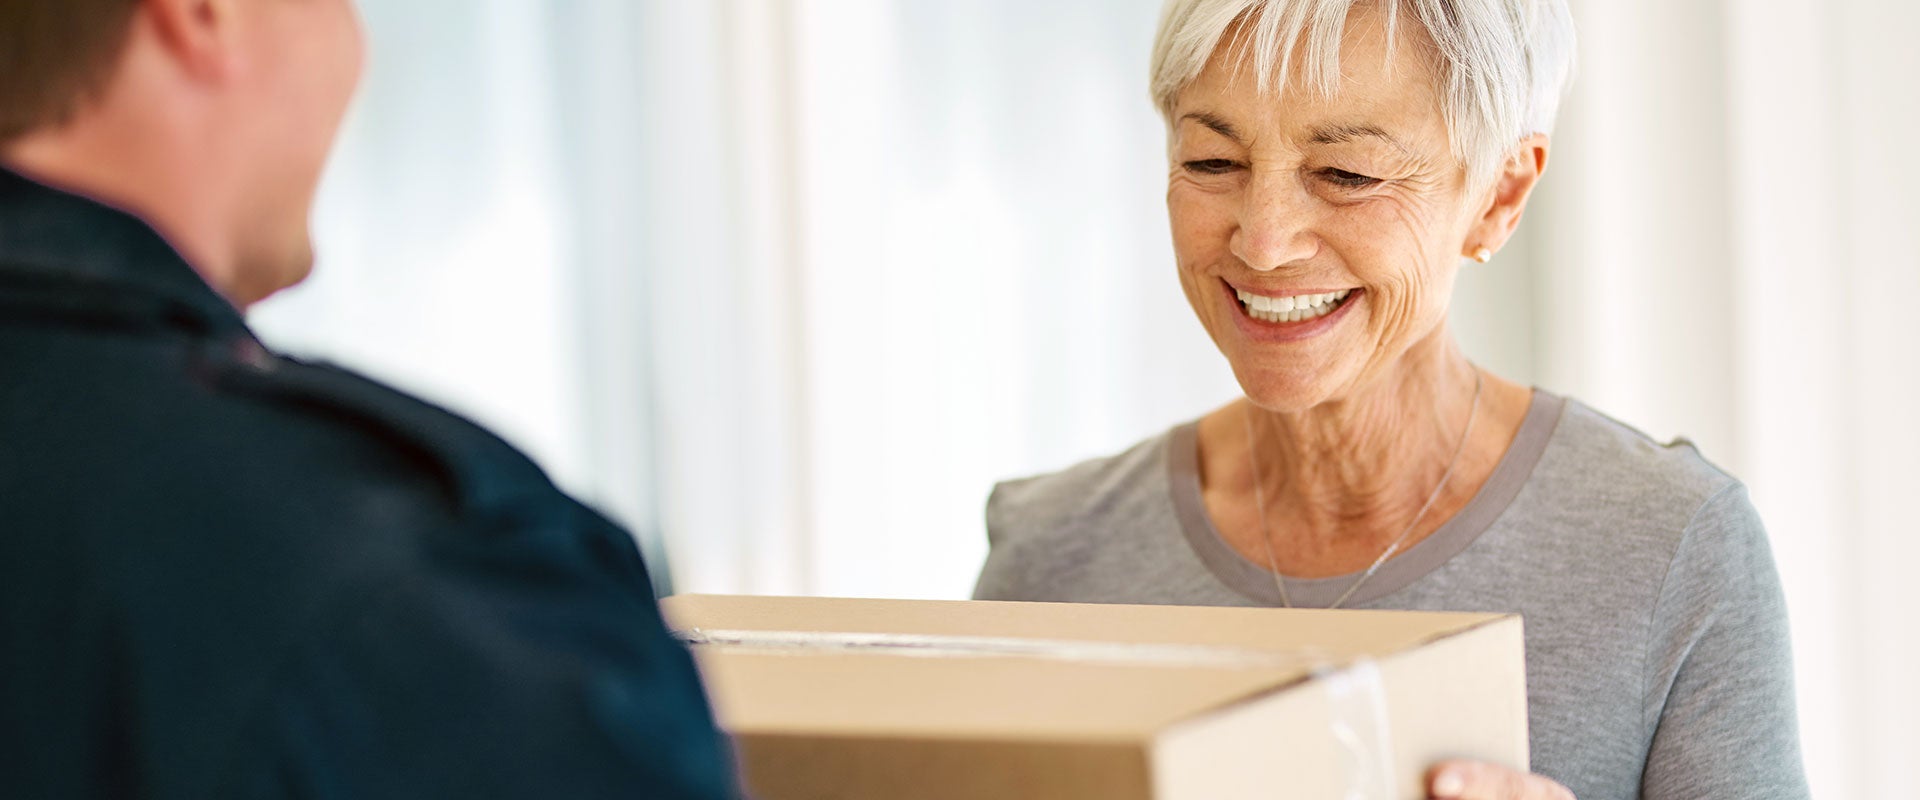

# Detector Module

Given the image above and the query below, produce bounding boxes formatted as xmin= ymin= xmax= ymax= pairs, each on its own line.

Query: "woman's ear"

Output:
xmin=1462 ymin=134 xmax=1549 ymax=261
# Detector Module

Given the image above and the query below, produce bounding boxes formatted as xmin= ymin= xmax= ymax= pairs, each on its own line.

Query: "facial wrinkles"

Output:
xmin=1166 ymin=169 xmax=1234 ymax=350
xmin=1290 ymin=140 xmax=1456 ymax=389
xmin=1363 ymin=195 xmax=1443 ymax=345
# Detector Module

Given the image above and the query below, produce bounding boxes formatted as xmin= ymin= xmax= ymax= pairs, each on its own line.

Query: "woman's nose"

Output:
xmin=1230 ymin=172 xmax=1319 ymax=271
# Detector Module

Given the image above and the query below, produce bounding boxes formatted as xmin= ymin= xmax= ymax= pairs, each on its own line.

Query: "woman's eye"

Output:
xmin=1183 ymin=159 xmax=1241 ymax=175
xmin=1320 ymin=168 xmax=1381 ymax=188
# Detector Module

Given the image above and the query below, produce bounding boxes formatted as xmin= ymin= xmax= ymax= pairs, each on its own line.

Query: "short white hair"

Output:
xmin=1150 ymin=0 xmax=1576 ymax=180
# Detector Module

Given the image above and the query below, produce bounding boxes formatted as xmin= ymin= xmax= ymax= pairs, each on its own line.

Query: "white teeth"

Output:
xmin=1235 ymin=288 xmax=1355 ymax=324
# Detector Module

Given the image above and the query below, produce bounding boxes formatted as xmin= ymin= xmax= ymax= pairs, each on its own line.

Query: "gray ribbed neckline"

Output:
xmin=1166 ymin=389 xmax=1567 ymax=608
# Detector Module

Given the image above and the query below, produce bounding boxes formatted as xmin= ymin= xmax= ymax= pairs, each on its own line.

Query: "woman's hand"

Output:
xmin=1427 ymin=761 xmax=1575 ymax=800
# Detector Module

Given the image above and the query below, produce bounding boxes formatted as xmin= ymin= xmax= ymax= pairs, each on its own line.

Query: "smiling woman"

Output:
xmin=1165 ymin=4 xmax=1542 ymax=417
xmin=974 ymin=1 xmax=1810 ymax=799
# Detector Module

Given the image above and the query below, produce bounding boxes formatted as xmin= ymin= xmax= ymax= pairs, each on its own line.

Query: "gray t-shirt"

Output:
xmin=974 ymin=391 xmax=1808 ymax=800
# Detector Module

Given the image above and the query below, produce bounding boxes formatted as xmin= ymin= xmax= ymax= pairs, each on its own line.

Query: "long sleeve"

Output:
xmin=1639 ymin=483 xmax=1809 ymax=799
xmin=974 ymin=481 xmax=1036 ymax=601
xmin=219 ymin=509 xmax=740 ymax=800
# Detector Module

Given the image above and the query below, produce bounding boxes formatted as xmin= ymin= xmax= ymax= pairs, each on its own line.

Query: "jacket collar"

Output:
xmin=0 ymin=165 xmax=250 ymax=337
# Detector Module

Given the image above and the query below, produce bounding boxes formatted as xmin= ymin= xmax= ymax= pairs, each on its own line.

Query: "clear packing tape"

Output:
xmin=675 ymin=628 xmax=1398 ymax=799
xmin=1320 ymin=659 xmax=1396 ymax=800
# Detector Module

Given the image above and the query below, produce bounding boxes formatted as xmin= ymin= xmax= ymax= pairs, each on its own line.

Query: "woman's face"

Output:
xmin=1167 ymin=12 xmax=1491 ymax=412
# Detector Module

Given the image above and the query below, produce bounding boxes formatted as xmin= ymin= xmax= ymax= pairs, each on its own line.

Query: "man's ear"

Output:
xmin=1461 ymin=134 xmax=1549 ymax=261
xmin=138 ymin=0 xmax=243 ymax=84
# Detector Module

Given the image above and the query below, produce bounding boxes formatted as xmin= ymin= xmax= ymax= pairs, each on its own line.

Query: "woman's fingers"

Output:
xmin=1427 ymin=760 xmax=1576 ymax=800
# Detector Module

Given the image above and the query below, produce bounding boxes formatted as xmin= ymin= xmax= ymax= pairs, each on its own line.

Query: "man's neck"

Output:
xmin=3 ymin=121 xmax=241 ymax=306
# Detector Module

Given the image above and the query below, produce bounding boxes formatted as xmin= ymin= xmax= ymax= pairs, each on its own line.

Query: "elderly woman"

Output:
xmin=974 ymin=1 xmax=1807 ymax=799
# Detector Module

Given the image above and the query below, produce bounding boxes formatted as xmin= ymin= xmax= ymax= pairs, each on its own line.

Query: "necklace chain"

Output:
xmin=1241 ymin=368 xmax=1485 ymax=609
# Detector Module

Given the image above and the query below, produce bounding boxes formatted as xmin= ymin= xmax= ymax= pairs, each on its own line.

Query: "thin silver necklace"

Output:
xmin=1241 ymin=368 xmax=1484 ymax=609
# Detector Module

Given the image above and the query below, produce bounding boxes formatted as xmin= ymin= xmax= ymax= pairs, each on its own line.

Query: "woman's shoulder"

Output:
xmin=975 ymin=426 xmax=1196 ymax=601
xmin=1545 ymin=396 xmax=1739 ymax=500
xmin=985 ymin=426 xmax=1183 ymax=549
xmin=1525 ymin=394 xmax=1759 ymax=547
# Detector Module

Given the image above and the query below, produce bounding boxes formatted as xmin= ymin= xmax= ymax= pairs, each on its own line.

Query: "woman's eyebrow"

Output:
xmin=1180 ymin=114 xmax=1414 ymax=158
xmin=1179 ymin=111 xmax=1243 ymax=142
xmin=1309 ymin=123 xmax=1414 ymax=156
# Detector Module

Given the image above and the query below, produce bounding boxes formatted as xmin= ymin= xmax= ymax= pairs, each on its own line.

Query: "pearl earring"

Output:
xmin=1472 ymin=246 xmax=1494 ymax=264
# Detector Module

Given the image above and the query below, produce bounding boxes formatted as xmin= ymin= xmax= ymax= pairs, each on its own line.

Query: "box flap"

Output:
xmin=665 ymin=595 xmax=1510 ymax=742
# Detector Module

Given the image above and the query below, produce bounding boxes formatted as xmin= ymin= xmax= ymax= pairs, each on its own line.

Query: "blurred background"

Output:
xmin=249 ymin=0 xmax=1917 ymax=796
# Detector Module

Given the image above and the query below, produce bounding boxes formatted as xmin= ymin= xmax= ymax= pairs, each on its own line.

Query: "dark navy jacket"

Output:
xmin=0 ymin=167 xmax=738 ymax=799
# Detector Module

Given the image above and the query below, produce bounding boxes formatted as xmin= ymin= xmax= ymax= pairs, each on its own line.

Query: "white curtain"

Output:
xmin=250 ymin=0 xmax=669 ymax=573
xmin=627 ymin=0 xmax=1240 ymax=599
xmin=255 ymin=1 xmax=1915 ymax=796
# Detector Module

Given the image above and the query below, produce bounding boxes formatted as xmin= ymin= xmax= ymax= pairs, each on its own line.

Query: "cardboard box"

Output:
xmin=663 ymin=595 xmax=1527 ymax=800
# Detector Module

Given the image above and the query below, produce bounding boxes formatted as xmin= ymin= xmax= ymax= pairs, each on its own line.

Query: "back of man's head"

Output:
xmin=0 ymin=0 xmax=140 ymax=143
xmin=0 ymin=0 xmax=364 ymax=308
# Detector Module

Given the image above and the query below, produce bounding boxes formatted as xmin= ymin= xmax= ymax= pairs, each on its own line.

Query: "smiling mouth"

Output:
xmin=1234 ymin=287 xmax=1357 ymax=324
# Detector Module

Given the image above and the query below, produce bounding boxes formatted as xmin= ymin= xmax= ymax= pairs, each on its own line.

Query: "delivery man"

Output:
xmin=0 ymin=1 xmax=738 ymax=796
